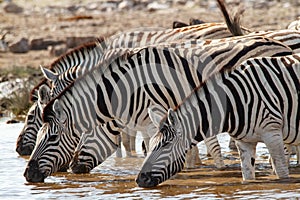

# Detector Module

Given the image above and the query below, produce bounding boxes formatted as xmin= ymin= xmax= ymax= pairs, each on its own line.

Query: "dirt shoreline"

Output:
xmin=1 ymin=0 xmax=300 ymax=71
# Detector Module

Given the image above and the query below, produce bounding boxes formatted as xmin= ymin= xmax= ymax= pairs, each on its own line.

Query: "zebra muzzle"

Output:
xmin=16 ymin=143 xmax=34 ymax=156
xmin=23 ymin=159 xmax=46 ymax=183
xmin=136 ymin=172 xmax=160 ymax=188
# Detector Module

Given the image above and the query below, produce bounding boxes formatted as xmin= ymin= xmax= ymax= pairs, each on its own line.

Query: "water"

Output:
xmin=1 ymin=120 xmax=300 ymax=199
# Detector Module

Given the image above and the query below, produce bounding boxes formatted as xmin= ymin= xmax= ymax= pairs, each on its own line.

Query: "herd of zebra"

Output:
xmin=14 ymin=0 xmax=299 ymax=188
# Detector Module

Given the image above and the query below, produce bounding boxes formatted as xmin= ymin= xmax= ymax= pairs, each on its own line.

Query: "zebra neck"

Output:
xmin=176 ymin=72 xmax=231 ymax=146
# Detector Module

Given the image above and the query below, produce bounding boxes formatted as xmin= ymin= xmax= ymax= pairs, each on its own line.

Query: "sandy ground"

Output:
xmin=0 ymin=0 xmax=300 ymax=71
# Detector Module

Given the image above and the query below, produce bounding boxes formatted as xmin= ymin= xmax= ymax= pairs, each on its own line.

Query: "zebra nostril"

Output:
xmin=136 ymin=172 xmax=158 ymax=188
xmin=141 ymin=172 xmax=152 ymax=185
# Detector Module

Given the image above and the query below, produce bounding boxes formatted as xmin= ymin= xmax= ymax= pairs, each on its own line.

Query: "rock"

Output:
xmin=2 ymin=1 xmax=23 ymax=13
xmin=147 ymin=2 xmax=169 ymax=11
xmin=6 ymin=119 xmax=20 ymax=124
xmin=99 ymin=2 xmax=117 ymax=12
xmin=0 ymin=39 xmax=8 ymax=52
xmin=118 ymin=0 xmax=134 ymax=10
xmin=30 ymin=38 xmax=64 ymax=50
xmin=65 ymin=36 xmax=96 ymax=48
xmin=48 ymin=44 xmax=67 ymax=57
xmin=8 ymin=37 xmax=29 ymax=53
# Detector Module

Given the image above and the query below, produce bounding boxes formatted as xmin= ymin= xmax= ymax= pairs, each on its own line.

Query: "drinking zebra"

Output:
xmin=16 ymin=22 xmax=237 ymax=157
xmin=136 ymin=53 xmax=300 ymax=188
xmin=23 ymin=36 xmax=292 ymax=182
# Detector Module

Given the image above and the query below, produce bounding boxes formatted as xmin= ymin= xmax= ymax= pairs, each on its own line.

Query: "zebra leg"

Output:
xmin=235 ymin=141 xmax=257 ymax=180
xmin=284 ymin=144 xmax=293 ymax=167
xmin=228 ymin=136 xmax=238 ymax=151
xmin=116 ymin=134 xmax=123 ymax=158
xmin=185 ymin=146 xmax=201 ymax=169
xmin=204 ymin=136 xmax=225 ymax=169
xmin=130 ymin=131 xmax=137 ymax=156
xmin=296 ymin=145 xmax=300 ymax=165
xmin=121 ymin=130 xmax=132 ymax=157
xmin=262 ymin=132 xmax=289 ymax=179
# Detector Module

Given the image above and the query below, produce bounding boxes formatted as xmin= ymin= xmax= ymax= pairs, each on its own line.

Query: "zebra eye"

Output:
xmin=48 ymin=134 xmax=58 ymax=141
xmin=162 ymin=140 xmax=171 ymax=147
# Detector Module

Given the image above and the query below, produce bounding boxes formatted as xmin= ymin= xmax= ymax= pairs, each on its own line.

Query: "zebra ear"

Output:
xmin=38 ymin=85 xmax=51 ymax=105
xmin=167 ymin=109 xmax=179 ymax=128
xmin=40 ymin=66 xmax=58 ymax=82
xmin=53 ymin=100 xmax=67 ymax=122
xmin=148 ymin=107 xmax=164 ymax=128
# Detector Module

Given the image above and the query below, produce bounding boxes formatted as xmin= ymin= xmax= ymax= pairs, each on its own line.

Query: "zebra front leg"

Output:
xmin=129 ymin=131 xmax=137 ymax=156
xmin=262 ymin=132 xmax=289 ymax=179
xmin=116 ymin=134 xmax=123 ymax=158
xmin=235 ymin=141 xmax=257 ymax=180
xmin=185 ymin=146 xmax=201 ymax=169
xmin=296 ymin=145 xmax=300 ymax=165
xmin=121 ymin=130 xmax=132 ymax=157
xmin=204 ymin=136 xmax=225 ymax=169
xmin=228 ymin=136 xmax=238 ymax=151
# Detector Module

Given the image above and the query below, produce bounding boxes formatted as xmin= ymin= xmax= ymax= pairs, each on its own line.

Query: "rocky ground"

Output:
xmin=0 ymin=0 xmax=299 ymax=70
xmin=0 ymin=0 xmax=299 ymax=118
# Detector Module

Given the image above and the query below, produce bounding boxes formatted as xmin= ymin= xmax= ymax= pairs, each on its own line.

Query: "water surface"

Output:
xmin=1 ymin=120 xmax=300 ymax=199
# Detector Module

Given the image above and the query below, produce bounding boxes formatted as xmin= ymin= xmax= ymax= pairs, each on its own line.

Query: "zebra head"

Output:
xmin=16 ymin=102 xmax=41 ymax=156
xmin=136 ymin=108 xmax=187 ymax=188
xmin=23 ymin=99 xmax=78 ymax=182
xmin=16 ymin=85 xmax=51 ymax=156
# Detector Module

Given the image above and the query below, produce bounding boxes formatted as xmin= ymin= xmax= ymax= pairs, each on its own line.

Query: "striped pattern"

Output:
xmin=23 ymin=37 xmax=293 ymax=182
xmin=137 ymin=53 xmax=300 ymax=188
xmin=248 ymin=30 xmax=300 ymax=53
xmin=16 ymin=22 xmax=235 ymax=156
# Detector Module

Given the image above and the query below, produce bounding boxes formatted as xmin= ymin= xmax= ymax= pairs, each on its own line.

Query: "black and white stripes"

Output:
xmin=23 ymin=37 xmax=293 ymax=182
xmin=136 ymin=53 xmax=300 ymax=188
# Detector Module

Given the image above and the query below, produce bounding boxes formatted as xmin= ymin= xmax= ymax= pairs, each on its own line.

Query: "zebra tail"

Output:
xmin=216 ymin=0 xmax=244 ymax=36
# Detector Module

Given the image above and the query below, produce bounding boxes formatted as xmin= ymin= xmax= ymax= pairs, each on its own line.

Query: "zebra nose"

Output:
xmin=23 ymin=160 xmax=45 ymax=183
xmin=16 ymin=143 xmax=34 ymax=156
xmin=136 ymin=172 xmax=158 ymax=188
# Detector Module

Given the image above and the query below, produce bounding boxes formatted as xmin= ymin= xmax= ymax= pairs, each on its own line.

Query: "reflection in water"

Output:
xmin=1 ymin=122 xmax=300 ymax=199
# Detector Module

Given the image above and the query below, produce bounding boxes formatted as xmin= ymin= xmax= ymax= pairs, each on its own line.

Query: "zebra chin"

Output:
xmin=135 ymin=172 xmax=161 ymax=188
xmin=23 ymin=160 xmax=48 ymax=183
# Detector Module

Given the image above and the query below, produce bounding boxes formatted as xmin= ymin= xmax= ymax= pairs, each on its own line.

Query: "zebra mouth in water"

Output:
xmin=23 ymin=160 xmax=48 ymax=183
xmin=136 ymin=172 xmax=160 ymax=188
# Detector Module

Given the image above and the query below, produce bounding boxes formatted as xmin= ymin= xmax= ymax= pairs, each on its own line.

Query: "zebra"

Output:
xmin=16 ymin=22 xmax=238 ymax=157
xmin=15 ymin=40 xmax=105 ymax=156
xmin=44 ymin=29 xmax=300 ymax=161
xmin=136 ymin=53 xmax=300 ymax=188
xmin=22 ymin=36 xmax=293 ymax=183
xmin=42 ymin=35 xmax=294 ymax=158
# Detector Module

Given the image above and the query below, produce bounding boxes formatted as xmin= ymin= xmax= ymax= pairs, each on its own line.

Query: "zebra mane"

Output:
xmin=29 ymin=37 xmax=105 ymax=101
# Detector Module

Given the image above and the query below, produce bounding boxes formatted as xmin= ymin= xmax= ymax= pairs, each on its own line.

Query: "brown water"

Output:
xmin=1 ymin=120 xmax=300 ymax=200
